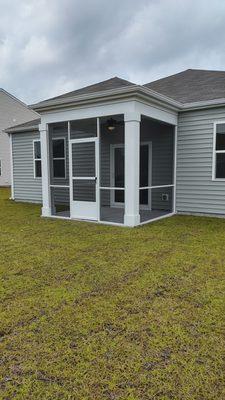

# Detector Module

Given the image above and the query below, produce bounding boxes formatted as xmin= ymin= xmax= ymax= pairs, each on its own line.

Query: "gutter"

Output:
xmin=5 ymin=124 xmax=39 ymax=134
xmin=180 ymin=97 xmax=225 ymax=111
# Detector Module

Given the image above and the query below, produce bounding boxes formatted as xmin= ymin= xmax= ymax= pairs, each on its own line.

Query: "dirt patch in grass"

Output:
xmin=0 ymin=188 xmax=225 ymax=399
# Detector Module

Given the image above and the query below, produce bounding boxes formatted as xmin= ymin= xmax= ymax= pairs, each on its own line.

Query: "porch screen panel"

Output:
xmin=51 ymin=187 xmax=70 ymax=217
xmin=72 ymin=142 xmax=96 ymax=202
xmin=139 ymin=187 xmax=173 ymax=223
xmin=70 ymin=118 xmax=97 ymax=139
xmin=72 ymin=142 xmax=95 ymax=177
xmin=114 ymin=147 xmax=124 ymax=202
xmin=99 ymin=114 xmax=125 ymax=224
xmin=73 ymin=180 xmax=96 ymax=202
xmin=48 ymin=122 xmax=69 ymax=186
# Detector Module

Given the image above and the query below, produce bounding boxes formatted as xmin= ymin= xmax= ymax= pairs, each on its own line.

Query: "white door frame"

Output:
xmin=110 ymin=141 xmax=152 ymax=210
xmin=69 ymin=137 xmax=99 ymax=220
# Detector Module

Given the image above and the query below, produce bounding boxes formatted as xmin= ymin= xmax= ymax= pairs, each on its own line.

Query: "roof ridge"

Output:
xmin=143 ymin=69 xmax=190 ymax=86
xmin=38 ymin=76 xmax=136 ymax=104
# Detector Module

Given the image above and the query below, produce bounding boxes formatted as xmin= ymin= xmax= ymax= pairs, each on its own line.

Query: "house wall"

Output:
xmin=176 ymin=106 xmax=225 ymax=215
xmin=0 ymin=90 xmax=37 ymax=186
xmin=0 ymin=132 xmax=11 ymax=186
xmin=12 ymin=131 xmax=42 ymax=203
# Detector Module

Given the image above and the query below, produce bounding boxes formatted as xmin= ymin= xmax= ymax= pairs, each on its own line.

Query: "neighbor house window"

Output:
xmin=214 ymin=123 xmax=225 ymax=179
xmin=33 ymin=140 xmax=42 ymax=178
xmin=0 ymin=160 xmax=2 ymax=176
xmin=52 ymin=138 xmax=66 ymax=178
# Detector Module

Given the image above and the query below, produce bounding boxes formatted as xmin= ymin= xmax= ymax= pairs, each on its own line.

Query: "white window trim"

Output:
xmin=110 ymin=142 xmax=152 ymax=210
xmin=52 ymin=137 xmax=66 ymax=179
xmin=33 ymin=139 xmax=42 ymax=179
xmin=212 ymin=121 xmax=225 ymax=181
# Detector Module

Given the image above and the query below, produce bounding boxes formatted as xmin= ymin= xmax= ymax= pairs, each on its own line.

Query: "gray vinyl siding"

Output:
xmin=12 ymin=131 xmax=42 ymax=203
xmin=0 ymin=90 xmax=37 ymax=186
xmin=176 ymin=107 xmax=225 ymax=215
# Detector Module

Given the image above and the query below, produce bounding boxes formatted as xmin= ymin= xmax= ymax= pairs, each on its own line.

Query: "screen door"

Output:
xmin=70 ymin=138 xmax=98 ymax=220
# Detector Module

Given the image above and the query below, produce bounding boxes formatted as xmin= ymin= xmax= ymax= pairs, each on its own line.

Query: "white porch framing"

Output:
xmin=40 ymin=98 xmax=178 ymax=227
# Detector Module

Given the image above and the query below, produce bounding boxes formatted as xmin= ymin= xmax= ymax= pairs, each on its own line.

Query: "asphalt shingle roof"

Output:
xmin=34 ymin=77 xmax=136 ymax=107
xmin=5 ymin=118 xmax=41 ymax=132
xmin=144 ymin=69 xmax=225 ymax=103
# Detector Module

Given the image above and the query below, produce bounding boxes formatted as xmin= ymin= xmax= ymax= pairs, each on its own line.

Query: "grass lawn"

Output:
xmin=0 ymin=188 xmax=225 ymax=400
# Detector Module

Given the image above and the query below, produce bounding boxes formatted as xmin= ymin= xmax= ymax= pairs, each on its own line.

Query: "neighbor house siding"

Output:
xmin=176 ymin=107 xmax=225 ymax=215
xmin=12 ymin=131 xmax=42 ymax=203
xmin=0 ymin=90 xmax=38 ymax=186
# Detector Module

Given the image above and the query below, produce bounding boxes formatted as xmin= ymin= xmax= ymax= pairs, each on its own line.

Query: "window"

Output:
xmin=0 ymin=160 xmax=2 ymax=176
xmin=213 ymin=123 xmax=225 ymax=179
xmin=33 ymin=140 xmax=42 ymax=178
xmin=52 ymin=138 xmax=66 ymax=178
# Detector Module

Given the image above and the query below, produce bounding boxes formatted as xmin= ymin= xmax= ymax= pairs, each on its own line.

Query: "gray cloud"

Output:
xmin=0 ymin=0 xmax=225 ymax=104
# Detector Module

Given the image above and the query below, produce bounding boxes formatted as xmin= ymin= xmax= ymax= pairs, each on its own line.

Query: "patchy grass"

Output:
xmin=0 ymin=188 xmax=225 ymax=399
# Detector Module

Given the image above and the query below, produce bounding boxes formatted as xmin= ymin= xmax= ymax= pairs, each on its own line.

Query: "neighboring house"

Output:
xmin=0 ymin=89 xmax=38 ymax=186
xmin=6 ymin=69 xmax=225 ymax=227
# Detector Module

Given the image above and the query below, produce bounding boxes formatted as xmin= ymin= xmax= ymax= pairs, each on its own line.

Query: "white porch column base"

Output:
xmin=124 ymin=112 xmax=141 ymax=227
xmin=41 ymin=206 xmax=52 ymax=217
xmin=40 ymin=124 xmax=51 ymax=218
xmin=124 ymin=213 xmax=140 ymax=227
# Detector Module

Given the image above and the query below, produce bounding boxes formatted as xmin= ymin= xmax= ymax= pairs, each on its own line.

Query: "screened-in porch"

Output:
xmin=46 ymin=113 xmax=175 ymax=227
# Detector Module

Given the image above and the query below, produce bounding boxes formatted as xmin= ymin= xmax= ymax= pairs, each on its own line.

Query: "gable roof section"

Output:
xmin=33 ymin=77 xmax=136 ymax=108
xmin=0 ymin=89 xmax=39 ymax=131
xmin=144 ymin=69 xmax=225 ymax=104
xmin=5 ymin=118 xmax=41 ymax=133
xmin=30 ymin=69 xmax=225 ymax=113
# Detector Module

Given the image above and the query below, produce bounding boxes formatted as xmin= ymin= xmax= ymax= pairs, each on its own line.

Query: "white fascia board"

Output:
xmin=135 ymin=100 xmax=178 ymax=126
xmin=40 ymin=100 xmax=138 ymax=125
xmin=40 ymin=97 xmax=178 ymax=127
xmin=6 ymin=125 xmax=39 ymax=134
xmin=181 ymin=97 xmax=225 ymax=111
xmin=31 ymin=85 xmax=182 ymax=113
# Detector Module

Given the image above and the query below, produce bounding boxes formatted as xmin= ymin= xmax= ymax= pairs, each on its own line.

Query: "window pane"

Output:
xmin=34 ymin=141 xmax=41 ymax=159
xmin=115 ymin=190 xmax=124 ymax=203
xmin=53 ymin=139 xmax=65 ymax=158
xmin=35 ymin=160 xmax=42 ymax=177
xmin=216 ymin=124 xmax=225 ymax=150
xmin=216 ymin=153 xmax=225 ymax=178
xmin=53 ymin=159 xmax=65 ymax=178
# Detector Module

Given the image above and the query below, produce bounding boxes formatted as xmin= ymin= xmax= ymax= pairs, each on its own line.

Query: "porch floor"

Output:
xmin=54 ymin=207 xmax=171 ymax=224
xmin=100 ymin=207 xmax=170 ymax=224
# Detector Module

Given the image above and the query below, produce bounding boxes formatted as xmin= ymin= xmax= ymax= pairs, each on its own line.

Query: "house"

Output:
xmin=0 ymin=89 xmax=38 ymax=187
xmin=5 ymin=69 xmax=225 ymax=227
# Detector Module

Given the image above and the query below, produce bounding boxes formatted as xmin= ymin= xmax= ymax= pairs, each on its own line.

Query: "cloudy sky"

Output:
xmin=0 ymin=0 xmax=225 ymax=104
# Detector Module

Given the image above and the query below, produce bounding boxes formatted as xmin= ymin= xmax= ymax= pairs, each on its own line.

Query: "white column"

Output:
xmin=9 ymin=134 xmax=14 ymax=200
xmin=173 ymin=125 xmax=177 ymax=213
xmin=40 ymin=124 xmax=51 ymax=217
xmin=124 ymin=112 xmax=141 ymax=227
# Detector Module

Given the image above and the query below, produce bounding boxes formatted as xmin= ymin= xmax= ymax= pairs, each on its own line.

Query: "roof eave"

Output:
xmin=31 ymin=85 xmax=182 ymax=113
xmin=5 ymin=125 xmax=39 ymax=134
xmin=182 ymin=97 xmax=225 ymax=111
